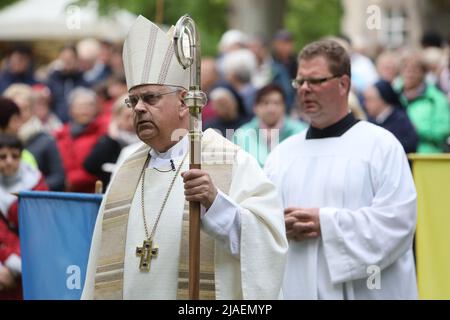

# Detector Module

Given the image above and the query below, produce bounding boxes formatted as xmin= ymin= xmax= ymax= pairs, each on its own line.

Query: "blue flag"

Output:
xmin=18 ymin=191 xmax=102 ymax=300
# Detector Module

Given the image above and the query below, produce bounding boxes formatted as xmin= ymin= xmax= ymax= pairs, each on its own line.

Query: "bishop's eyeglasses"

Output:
xmin=125 ymin=90 xmax=179 ymax=109
xmin=291 ymin=75 xmax=340 ymax=89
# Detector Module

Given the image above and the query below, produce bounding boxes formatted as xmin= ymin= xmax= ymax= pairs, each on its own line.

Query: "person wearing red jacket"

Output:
xmin=54 ymin=87 xmax=107 ymax=193
xmin=0 ymin=133 xmax=48 ymax=299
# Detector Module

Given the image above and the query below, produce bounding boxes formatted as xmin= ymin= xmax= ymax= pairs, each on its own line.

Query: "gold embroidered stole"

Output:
xmin=93 ymin=146 xmax=149 ymax=299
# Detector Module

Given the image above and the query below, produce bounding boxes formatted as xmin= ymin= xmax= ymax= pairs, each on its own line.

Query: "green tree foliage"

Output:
xmin=0 ymin=0 xmax=17 ymax=10
xmin=0 ymin=0 xmax=342 ymax=56
xmin=74 ymin=0 xmax=229 ymax=56
xmin=81 ymin=0 xmax=343 ymax=56
xmin=285 ymin=0 xmax=343 ymax=52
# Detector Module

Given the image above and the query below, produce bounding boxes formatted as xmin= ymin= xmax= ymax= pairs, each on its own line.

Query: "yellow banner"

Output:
xmin=410 ymin=154 xmax=450 ymax=299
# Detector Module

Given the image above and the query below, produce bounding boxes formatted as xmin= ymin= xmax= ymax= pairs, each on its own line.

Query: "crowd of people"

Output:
xmin=203 ymin=29 xmax=450 ymax=164
xmin=0 ymin=22 xmax=450 ymax=299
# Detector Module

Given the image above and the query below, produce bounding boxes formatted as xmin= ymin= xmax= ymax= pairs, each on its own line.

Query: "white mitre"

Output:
xmin=122 ymin=15 xmax=190 ymax=91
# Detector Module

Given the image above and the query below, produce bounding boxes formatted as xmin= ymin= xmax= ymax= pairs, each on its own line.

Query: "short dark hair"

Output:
xmin=421 ymin=31 xmax=443 ymax=48
xmin=0 ymin=133 xmax=23 ymax=151
xmin=255 ymin=83 xmax=285 ymax=105
xmin=9 ymin=44 xmax=32 ymax=57
xmin=0 ymin=97 xmax=21 ymax=130
xmin=298 ymin=39 xmax=351 ymax=78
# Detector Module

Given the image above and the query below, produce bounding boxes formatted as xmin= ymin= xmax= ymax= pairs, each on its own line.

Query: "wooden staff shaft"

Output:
xmin=189 ymin=134 xmax=201 ymax=299
xmin=173 ymin=14 xmax=205 ymax=300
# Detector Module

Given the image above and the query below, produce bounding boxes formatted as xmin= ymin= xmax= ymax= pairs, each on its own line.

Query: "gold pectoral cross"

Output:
xmin=136 ymin=239 xmax=158 ymax=271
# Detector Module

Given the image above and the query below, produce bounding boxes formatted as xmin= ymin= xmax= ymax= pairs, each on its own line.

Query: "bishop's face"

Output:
xmin=129 ymin=84 xmax=188 ymax=152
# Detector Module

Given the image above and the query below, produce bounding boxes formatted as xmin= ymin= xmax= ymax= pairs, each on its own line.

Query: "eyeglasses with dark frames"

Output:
xmin=125 ymin=90 xmax=179 ymax=109
xmin=291 ymin=75 xmax=340 ymax=89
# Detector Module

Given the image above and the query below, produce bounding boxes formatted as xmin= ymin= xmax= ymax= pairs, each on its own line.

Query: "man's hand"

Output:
xmin=284 ymin=207 xmax=321 ymax=241
xmin=0 ymin=267 xmax=16 ymax=292
xmin=181 ymin=169 xmax=218 ymax=210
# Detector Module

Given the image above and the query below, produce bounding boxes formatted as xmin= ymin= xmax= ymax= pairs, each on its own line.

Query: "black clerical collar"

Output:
xmin=306 ymin=113 xmax=359 ymax=139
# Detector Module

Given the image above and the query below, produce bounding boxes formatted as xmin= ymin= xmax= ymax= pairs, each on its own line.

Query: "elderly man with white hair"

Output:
xmin=216 ymin=29 xmax=249 ymax=81
xmin=54 ymin=87 xmax=107 ymax=192
xmin=221 ymin=49 xmax=258 ymax=116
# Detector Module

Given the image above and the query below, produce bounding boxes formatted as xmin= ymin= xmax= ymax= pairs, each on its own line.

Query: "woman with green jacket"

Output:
xmin=396 ymin=53 xmax=450 ymax=154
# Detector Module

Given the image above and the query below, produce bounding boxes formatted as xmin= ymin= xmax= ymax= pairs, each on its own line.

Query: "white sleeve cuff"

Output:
xmin=319 ymin=207 xmax=354 ymax=284
xmin=201 ymin=189 xmax=241 ymax=257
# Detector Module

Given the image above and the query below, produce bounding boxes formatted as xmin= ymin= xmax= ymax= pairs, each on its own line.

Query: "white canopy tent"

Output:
xmin=0 ymin=0 xmax=137 ymax=41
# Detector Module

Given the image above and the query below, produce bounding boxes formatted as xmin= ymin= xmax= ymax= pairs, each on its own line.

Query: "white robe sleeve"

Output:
xmin=226 ymin=150 xmax=288 ymax=299
xmin=201 ymin=190 xmax=241 ymax=257
xmin=319 ymin=139 xmax=417 ymax=284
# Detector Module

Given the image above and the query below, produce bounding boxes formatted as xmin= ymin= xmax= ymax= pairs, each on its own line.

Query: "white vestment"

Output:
xmin=264 ymin=121 xmax=418 ymax=299
xmin=82 ymin=129 xmax=288 ymax=299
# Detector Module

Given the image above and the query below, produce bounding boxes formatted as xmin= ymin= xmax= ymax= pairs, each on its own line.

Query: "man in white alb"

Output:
xmin=264 ymin=39 xmax=418 ymax=299
xmin=81 ymin=16 xmax=288 ymax=300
